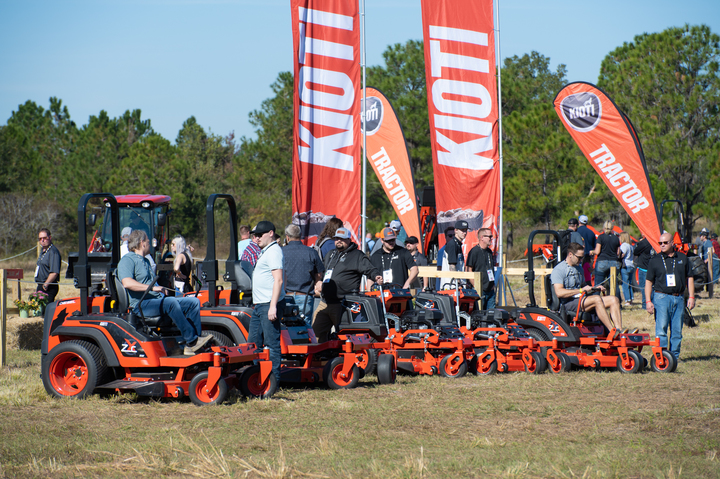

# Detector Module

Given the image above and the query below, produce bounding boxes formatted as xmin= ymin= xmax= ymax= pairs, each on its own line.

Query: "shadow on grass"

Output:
xmin=683 ymin=354 xmax=720 ymax=363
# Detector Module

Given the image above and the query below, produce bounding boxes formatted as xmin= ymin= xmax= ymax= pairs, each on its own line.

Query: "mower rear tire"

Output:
xmin=356 ymin=343 xmax=379 ymax=376
xmin=548 ymin=352 xmax=571 ymax=374
xmin=439 ymin=355 xmax=468 ymax=378
xmin=376 ymin=354 xmax=396 ymax=385
xmin=650 ymin=350 xmax=677 ymax=373
xmin=42 ymin=340 xmax=107 ymax=399
xmin=189 ymin=370 xmax=228 ymax=405
xmin=525 ymin=351 xmax=547 ymax=374
xmin=239 ymin=365 xmax=278 ymax=399
xmin=324 ymin=356 xmax=360 ymax=389
xmin=205 ymin=330 xmax=233 ymax=347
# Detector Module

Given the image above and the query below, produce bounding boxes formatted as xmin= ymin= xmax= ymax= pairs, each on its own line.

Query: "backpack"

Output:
xmin=313 ymin=236 xmax=331 ymax=261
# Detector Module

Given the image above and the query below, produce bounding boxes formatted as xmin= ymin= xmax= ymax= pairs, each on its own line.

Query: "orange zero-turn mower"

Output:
xmin=509 ymin=230 xmax=676 ymax=374
xmin=189 ymin=194 xmax=387 ymax=391
xmin=42 ymin=193 xmax=275 ymax=406
xmin=415 ymin=282 xmax=546 ymax=375
xmin=339 ymin=284 xmax=475 ymax=379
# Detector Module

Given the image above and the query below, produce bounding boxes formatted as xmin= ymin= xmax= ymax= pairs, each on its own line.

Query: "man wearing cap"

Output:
xmin=646 ymin=232 xmax=695 ymax=361
xmin=371 ymin=227 xmax=418 ymax=290
xmin=466 ymin=228 xmax=497 ymax=309
xmin=248 ymin=221 xmax=285 ymax=383
xmin=567 ymin=218 xmax=585 ymax=248
xmin=577 ymin=215 xmax=596 ymax=258
xmin=283 ymin=224 xmax=324 ymax=328
xmin=370 ymin=220 xmax=405 ymax=255
xmin=440 ymin=220 xmax=468 ymax=289
xmin=312 ymin=227 xmax=383 ymax=342
xmin=405 ymin=236 xmax=428 ymax=290
xmin=120 ymin=227 xmax=133 ymax=257
xmin=36 ymin=228 xmax=62 ymax=302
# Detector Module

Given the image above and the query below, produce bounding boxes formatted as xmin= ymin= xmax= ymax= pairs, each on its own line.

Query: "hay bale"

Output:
xmin=5 ymin=314 xmax=44 ymax=350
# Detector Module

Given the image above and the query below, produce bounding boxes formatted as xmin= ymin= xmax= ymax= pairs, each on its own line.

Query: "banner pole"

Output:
xmin=360 ymin=0 xmax=368 ymax=252
xmin=495 ymin=0 xmax=505 ymax=293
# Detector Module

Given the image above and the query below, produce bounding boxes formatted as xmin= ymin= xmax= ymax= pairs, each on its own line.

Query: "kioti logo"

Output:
xmin=362 ymin=96 xmax=383 ymax=135
xmin=561 ymin=92 xmax=602 ymax=132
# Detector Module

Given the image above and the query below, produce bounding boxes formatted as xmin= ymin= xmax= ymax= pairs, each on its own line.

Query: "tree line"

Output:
xmin=1 ymin=24 xmax=718 ymax=257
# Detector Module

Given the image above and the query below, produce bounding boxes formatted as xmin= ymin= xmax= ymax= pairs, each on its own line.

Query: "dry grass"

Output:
xmin=1 ymin=266 xmax=719 ymax=478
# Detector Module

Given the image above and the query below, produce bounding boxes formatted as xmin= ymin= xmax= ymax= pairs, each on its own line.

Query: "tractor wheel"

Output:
xmin=524 ymin=351 xmax=547 ymax=374
xmin=650 ymin=350 xmax=677 ymax=373
xmin=475 ymin=354 xmax=498 ymax=376
xmin=189 ymin=370 xmax=228 ymax=406
xmin=42 ymin=340 xmax=107 ymax=399
xmin=205 ymin=330 xmax=233 ymax=347
xmin=323 ymin=356 xmax=360 ymax=390
xmin=439 ymin=355 xmax=468 ymax=378
xmin=376 ymin=354 xmax=396 ymax=385
xmin=239 ymin=365 xmax=278 ymax=399
xmin=356 ymin=344 xmax=379 ymax=376
xmin=548 ymin=352 xmax=571 ymax=374
xmin=616 ymin=350 xmax=643 ymax=374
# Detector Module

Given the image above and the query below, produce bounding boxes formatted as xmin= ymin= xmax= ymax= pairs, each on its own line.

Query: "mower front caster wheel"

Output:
xmin=548 ymin=352 xmax=572 ymax=374
xmin=439 ymin=355 xmax=468 ymax=378
xmin=189 ymin=371 xmax=228 ymax=406
xmin=650 ymin=350 xmax=677 ymax=373
xmin=324 ymin=357 xmax=360 ymax=389
xmin=525 ymin=351 xmax=547 ymax=374
xmin=240 ymin=365 xmax=278 ymax=399
xmin=617 ymin=350 xmax=643 ymax=374
xmin=376 ymin=354 xmax=396 ymax=385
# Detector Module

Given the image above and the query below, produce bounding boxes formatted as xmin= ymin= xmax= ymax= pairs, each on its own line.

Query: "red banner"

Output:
xmin=553 ymin=82 xmax=662 ymax=251
xmin=420 ymin=0 xmax=500 ymax=252
xmin=291 ymin=1 xmax=361 ymax=243
xmin=363 ymin=87 xmax=422 ymax=251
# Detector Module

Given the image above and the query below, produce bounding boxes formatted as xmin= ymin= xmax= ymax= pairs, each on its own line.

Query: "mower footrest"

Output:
xmin=96 ymin=380 xmax=166 ymax=397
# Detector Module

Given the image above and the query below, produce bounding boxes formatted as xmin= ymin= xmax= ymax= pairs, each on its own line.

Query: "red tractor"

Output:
xmin=43 ymin=193 xmax=275 ymax=405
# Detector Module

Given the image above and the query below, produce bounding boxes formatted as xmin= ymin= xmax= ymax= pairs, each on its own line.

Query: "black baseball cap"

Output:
xmin=405 ymin=236 xmax=419 ymax=244
xmin=454 ymin=220 xmax=469 ymax=230
xmin=251 ymin=221 xmax=276 ymax=235
xmin=568 ymin=218 xmax=579 ymax=226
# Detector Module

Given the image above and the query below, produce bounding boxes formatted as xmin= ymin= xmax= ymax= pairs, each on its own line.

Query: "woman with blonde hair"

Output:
xmin=593 ymin=221 xmax=621 ymax=298
xmin=619 ymin=232 xmax=635 ymax=307
xmin=171 ymin=235 xmax=193 ymax=295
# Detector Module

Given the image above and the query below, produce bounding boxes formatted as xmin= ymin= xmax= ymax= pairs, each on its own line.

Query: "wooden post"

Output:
xmin=539 ymin=273 xmax=548 ymax=308
xmin=610 ymin=266 xmax=617 ymax=297
xmin=1 ymin=269 xmax=7 ymax=367
xmin=709 ymin=253 xmax=714 ymax=298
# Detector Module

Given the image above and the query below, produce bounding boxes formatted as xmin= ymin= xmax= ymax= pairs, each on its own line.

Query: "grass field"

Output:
xmin=1 ymin=265 xmax=719 ymax=478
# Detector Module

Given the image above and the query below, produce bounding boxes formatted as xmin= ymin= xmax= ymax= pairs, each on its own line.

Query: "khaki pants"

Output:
xmin=312 ymin=301 xmax=344 ymax=343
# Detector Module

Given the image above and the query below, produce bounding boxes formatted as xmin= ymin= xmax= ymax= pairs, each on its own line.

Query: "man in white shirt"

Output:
xmin=248 ymin=221 xmax=285 ymax=384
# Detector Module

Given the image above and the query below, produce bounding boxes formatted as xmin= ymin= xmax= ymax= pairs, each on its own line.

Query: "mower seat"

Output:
xmin=227 ymin=260 xmax=253 ymax=293
xmin=108 ymin=270 xmax=166 ymax=328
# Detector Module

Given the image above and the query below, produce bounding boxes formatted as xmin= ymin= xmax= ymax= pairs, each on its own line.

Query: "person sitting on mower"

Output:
xmin=550 ymin=242 xmax=623 ymax=333
xmin=118 ymin=230 xmax=211 ymax=355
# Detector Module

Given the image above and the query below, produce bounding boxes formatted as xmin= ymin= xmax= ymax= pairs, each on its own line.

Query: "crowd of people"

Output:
xmin=31 ymin=211 xmax=714 ymax=365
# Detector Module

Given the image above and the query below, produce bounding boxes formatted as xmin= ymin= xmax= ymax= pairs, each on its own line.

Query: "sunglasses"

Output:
xmin=658 ymin=241 xmax=671 ymax=245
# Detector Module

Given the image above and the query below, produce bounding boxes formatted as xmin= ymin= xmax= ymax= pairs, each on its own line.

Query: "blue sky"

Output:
xmin=1 ymin=0 xmax=718 ymax=142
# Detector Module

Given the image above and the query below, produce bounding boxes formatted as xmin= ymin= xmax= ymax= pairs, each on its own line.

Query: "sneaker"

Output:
xmin=184 ymin=334 xmax=213 ymax=355
xmin=623 ymin=302 xmax=632 ymax=308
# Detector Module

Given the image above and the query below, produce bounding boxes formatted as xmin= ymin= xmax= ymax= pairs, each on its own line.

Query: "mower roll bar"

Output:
xmin=525 ymin=230 xmax=560 ymax=309
xmin=76 ymin=193 xmax=120 ymax=316
xmin=659 ymin=199 xmax=687 ymax=244
xmin=202 ymin=194 xmax=239 ymax=307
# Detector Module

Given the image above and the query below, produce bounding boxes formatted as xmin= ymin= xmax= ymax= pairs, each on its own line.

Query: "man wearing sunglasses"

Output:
xmin=370 ymin=227 xmax=418 ymax=290
xmin=466 ymin=228 xmax=497 ymax=309
xmin=645 ymin=232 xmax=695 ymax=361
xmin=36 ymin=228 xmax=62 ymax=302
xmin=551 ymin=242 xmax=623 ymax=334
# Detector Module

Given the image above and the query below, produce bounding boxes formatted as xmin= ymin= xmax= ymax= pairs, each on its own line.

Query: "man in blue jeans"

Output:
xmin=118 ymin=230 xmax=211 ymax=355
xmin=248 ymin=221 xmax=285 ymax=384
xmin=283 ymin=224 xmax=323 ymax=328
xmin=645 ymin=232 xmax=695 ymax=361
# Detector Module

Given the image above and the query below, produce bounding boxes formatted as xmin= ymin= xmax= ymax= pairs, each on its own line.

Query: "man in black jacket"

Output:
xmin=633 ymin=233 xmax=654 ymax=309
xmin=370 ymin=227 xmax=418 ymax=289
xmin=311 ymin=227 xmax=383 ymax=342
xmin=466 ymin=227 xmax=496 ymax=309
